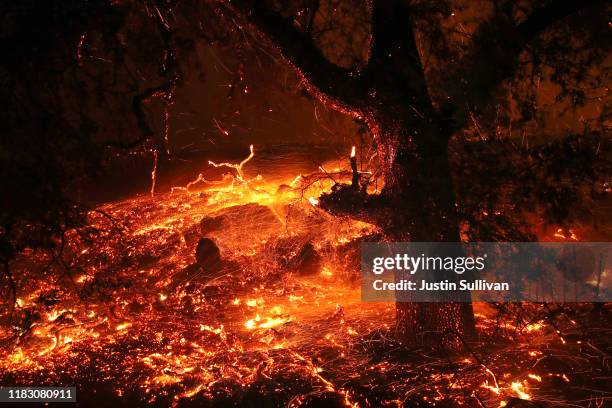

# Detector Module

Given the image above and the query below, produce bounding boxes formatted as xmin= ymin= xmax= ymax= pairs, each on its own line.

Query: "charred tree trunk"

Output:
xmin=392 ymin=147 xmax=477 ymax=347
xmin=322 ymin=108 xmax=477 ymax=347
xmin=377 ymin=118 xmax=476 ymax=347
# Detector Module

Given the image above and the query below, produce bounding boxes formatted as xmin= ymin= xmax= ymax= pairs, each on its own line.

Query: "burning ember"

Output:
xmin=0 ymin=146 xmax=610 ymax=406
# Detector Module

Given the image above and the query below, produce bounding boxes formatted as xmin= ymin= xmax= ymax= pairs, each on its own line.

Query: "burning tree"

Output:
xmin=218 ymin=0 xmax=610 ymax=346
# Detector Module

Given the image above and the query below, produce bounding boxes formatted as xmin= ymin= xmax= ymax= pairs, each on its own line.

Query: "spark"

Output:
xmin=115 ymin=323 xmax=132 ymax=331
xmin=528 ymin=374 xmax=542 ymax=382
xmin=212 ymin=117 xmax=229 ymax=136
xmin=150 ymin=149 xmax=158 ymax=197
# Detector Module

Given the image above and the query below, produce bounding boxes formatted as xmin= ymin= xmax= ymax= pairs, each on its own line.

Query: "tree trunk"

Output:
xmin=378 ymin=119 xmax=476 ymax=348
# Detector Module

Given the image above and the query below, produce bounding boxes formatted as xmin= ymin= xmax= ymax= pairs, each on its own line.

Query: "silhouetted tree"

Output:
xmin=223 ymin=0 xmax=610 ymax=346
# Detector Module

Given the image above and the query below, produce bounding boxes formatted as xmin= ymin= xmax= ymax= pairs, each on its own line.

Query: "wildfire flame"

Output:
xmin=0 ymin=143 xmax=595 ymax=407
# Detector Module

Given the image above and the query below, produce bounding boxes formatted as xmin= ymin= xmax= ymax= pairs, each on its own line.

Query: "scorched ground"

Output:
xmin=0 ymin=150 xmax=610 ymax=408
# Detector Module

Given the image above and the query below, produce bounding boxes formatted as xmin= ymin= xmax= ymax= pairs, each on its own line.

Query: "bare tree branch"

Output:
xmin=225 ymin=0 xmax=368 ymax=112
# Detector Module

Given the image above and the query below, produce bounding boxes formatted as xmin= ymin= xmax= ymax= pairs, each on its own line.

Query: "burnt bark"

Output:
xmin=381 ymin=120 xmax=476 ymax=347
xmin=321 ymin=115 xmax=476 ymax=347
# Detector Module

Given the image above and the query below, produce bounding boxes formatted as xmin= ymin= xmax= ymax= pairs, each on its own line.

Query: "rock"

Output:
xmin=171 ymin=238 xmax=241 ymax=287
xmin=278 ymin=203 xmax=327 ymax=234
xmin=291 ymin=242 xmax=322 ymax=276
xmin=195 ymin=238 xmax=222 ymax=267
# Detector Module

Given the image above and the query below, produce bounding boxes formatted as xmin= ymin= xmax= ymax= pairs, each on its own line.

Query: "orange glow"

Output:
xmin=553 ymin=228 xmax=578 ymax=240
xmin=510 ymin=381 xmax=531 ymax=400
xmin=524 ymin=322 xmax=544 ymax=332
xmin=320 ymin=266 xmax=334 ymax=278
xmin=528 ymin=374 xmax=542 ymax=382
xmin=0 ymin=144 xmax=582 ymax=406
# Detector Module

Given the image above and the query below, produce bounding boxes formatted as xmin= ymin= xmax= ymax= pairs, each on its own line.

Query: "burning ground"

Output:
xmin=0 ymin=148 xmax=610 ymax=408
